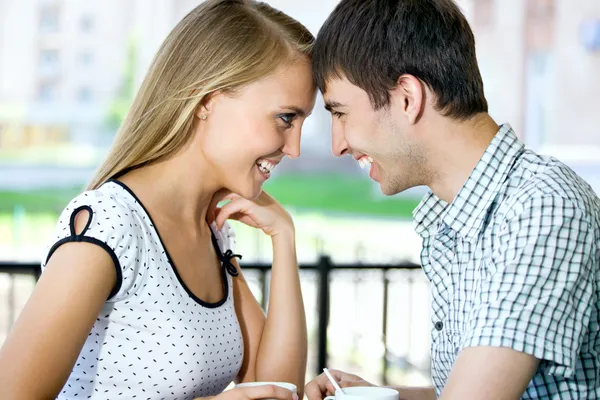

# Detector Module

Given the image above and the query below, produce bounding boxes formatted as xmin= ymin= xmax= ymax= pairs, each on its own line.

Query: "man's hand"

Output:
xmin=305 ymin=369 xmax=373 ymax=400
xmin=305 ymin=370 xmax=436 ymax=400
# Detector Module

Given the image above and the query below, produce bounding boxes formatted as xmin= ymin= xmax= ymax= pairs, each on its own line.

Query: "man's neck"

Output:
xmin=425 ymin=113 xmax=499 ymax=203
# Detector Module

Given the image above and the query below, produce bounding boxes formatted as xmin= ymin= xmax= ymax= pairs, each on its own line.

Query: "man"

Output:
xmin=305 ymin=0 xmax=600 ymax=399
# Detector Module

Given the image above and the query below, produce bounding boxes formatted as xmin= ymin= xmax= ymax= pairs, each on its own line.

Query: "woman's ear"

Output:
xmin=195 ymin=92 xmax=215 ymax=120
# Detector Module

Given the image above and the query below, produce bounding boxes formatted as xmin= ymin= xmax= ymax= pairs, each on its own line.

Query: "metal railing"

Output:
xmin=0 ymin=258 xmax=423 ymax=384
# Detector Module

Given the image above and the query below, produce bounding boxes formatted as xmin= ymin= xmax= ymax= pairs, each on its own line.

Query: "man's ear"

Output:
xmin=390 ymin=74 xmax=424 ymax=124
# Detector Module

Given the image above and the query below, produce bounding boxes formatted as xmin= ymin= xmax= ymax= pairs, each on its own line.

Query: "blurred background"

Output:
xmin=0 ymin=0 xmax=599 ymax=390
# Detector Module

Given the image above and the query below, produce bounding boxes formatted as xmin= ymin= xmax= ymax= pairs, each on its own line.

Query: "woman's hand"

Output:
xmin=210 ymin=191 xmax=306 ymax=394
xmin=213 ymin=191 xmax=294 ymax=238
xmin=196 ymin=385 xmax=298 ymax=400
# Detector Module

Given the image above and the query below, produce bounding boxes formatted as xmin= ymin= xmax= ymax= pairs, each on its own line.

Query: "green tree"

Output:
xmin=105 ymin=34 xmax=138 ymax=132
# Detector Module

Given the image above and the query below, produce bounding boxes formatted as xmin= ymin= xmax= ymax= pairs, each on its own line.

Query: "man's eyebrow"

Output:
xmin=324 ymin=101 xmax=346 ymax=112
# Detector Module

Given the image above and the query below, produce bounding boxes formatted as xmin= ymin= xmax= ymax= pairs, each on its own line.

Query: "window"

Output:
xmin=77 ymin=87 xmax=93 ymax=103
xmin=38 ymin=82 xmax=58 ymax=101
xmin=39 ymin=7 xmax=59 ymax=33
xmin=474 ymin=0 xmax=494 ymax=28
xmin=39 ymin=49 xmax=59 ymax=67
xmin=81 ymin=15 xmax=93 ymax=32
xmin=526 ymin=0 xmax=555 ymax=53
xmin=39 ymin=49 xmax=60 ymax=76
xmin=581 ymin=19 xmax=600 ymax=51
xmin=80 ymin=52 xmax=93 ymax=66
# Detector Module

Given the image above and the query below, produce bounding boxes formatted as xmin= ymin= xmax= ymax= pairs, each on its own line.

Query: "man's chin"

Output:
xmin=379 ymin=180 xmax=411 ymax=196
xmin=380 ymin=187 xmax=398 ymax=196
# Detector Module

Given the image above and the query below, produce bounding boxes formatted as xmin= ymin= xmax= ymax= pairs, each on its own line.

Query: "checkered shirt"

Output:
xmin=413 ymin=124 xmax=600 ymax=398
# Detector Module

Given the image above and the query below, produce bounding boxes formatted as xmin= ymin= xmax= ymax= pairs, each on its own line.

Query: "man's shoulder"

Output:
xmin=498 ymin=150 xmax=600 ymax=226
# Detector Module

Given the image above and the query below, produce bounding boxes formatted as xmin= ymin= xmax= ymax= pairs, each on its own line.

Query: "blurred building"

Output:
xmin=0 ymin=0 xmax=598 ymax=187
xmin=0 ymin=0 xmax=136 ymax=149
xmin=462 ymin=0 xmax=600 ymax=190
xmin=0 ymin=0 xmax=350 ymax=171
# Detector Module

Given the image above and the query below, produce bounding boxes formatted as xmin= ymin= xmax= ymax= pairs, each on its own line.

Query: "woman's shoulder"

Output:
xmin=46 ymin=181 xmax=150 ymax=301
xmin=50 ymin=181 xmax=149 ymax=260
xmin=68 ymin=181 xmax=137 ymax=213
xmin=57 ymin=181 xmax=144 ymax=230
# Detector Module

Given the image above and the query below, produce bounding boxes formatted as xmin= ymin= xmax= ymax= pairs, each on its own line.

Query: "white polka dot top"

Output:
xmin=42 ymin=180 xmax=244 ymax=400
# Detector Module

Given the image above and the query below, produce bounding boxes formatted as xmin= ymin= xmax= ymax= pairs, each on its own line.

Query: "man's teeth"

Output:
xmin=358 ymin=156 xmax=373 ymax=169
xmin=257 ymin=160 xmax=276 ymax=174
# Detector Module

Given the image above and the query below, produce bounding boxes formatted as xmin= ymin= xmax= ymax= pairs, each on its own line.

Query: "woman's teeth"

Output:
xmin=358 ymin=156 xmax=373 ymax=169
xmin=257 ymin=160 xmax=276 ymax=174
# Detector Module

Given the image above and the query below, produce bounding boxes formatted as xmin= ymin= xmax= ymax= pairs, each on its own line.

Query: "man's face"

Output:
xmin=323 ymin=77 xmax=425 ymax=195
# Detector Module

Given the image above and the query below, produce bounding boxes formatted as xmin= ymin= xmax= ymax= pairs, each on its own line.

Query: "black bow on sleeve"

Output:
xmin=220 ymin=249 xmax=241 ymax=277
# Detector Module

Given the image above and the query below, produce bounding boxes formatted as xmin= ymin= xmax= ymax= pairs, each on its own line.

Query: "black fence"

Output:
xmin=0 ymin=258 xmax=422 ymax=384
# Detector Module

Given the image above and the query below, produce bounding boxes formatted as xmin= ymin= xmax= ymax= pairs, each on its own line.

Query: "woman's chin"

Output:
xmin=232 ymin=182 xmax=264 ymax=201
xmin=248 ymin=185 xmax=264 ymax=200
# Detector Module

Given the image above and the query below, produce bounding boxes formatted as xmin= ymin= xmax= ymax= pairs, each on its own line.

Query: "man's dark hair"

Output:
xmin=313 ymin=0 xmax=488 ymax=120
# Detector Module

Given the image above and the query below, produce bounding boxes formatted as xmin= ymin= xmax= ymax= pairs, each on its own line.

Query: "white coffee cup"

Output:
xmin=235 ymin=381 xmax=297 ymax=399
xmin=324 ymin=386 xmax=399 ymax=400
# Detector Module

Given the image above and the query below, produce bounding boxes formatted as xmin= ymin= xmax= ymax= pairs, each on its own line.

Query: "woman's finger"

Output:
xmin=206 ymin=206 xmax=222 ymax=225
xmin=236 ymin=385 xmax=296 ymax=400
xmin=215 ymin=199 xmax=249 ymax=229
xmin=227 ymin=213 xmax=259 ymax=229
xmin=208 ymin=189 xmax=233 ymax=212
xmin=223 ymin=193 xmax=241 ymax=201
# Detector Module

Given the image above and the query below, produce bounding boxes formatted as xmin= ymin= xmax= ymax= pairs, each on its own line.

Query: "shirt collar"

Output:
xmin=413 ymin=124 xmax=524 ymax=241
xmin=413 ymin=191 xmax=447 ymax=238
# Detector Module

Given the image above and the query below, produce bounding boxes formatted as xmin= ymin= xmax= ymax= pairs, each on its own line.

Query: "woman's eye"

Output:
xmin=279 ymin=113 xmax=296 ymax=127
xmin=332 ymin=111 xmax=345 ymax=118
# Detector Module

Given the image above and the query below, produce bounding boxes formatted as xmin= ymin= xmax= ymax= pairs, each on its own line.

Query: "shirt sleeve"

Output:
xmin=213 ymin=221 xmax=237 ymax=253
xmin=42 ymin=189 xmax=146 ymax=302
xmin=461 ymin=192 xmax=596 ymax=378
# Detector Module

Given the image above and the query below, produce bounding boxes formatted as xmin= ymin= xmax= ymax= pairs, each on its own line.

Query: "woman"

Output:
xmin=0 ymin=1 xmax=316 ymax=399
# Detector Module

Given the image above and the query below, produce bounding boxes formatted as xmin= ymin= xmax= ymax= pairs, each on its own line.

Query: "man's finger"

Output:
xmin=325 ymin=381 xmax=336 ymax=393
xmin=305 ymin=378 xmax=326 ymax=400
xmin=305 ymin=371 xmax=341 ymax=400
xmin=339 ymin=380 xmax=370 ymax=388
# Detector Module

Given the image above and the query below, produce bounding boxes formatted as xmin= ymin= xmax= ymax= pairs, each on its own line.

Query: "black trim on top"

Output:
xmin=107 ymin=179 xmax=234 ymax=309
xmin=111 ymin=166 xmax=139 ymax=181
xmin=69 ymin=205 xmax=93 ymax=237
xmin=45 ymin=235 xmax=123 ymax=301
xmin=210 ymin=232 xmax=241 ymax=277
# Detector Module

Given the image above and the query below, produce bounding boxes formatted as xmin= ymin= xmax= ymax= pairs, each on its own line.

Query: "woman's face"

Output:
xmin=197 ymin=57 xmax=317 ymax=200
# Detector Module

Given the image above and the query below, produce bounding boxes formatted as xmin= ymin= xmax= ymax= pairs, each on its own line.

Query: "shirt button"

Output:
xmin=434 ymin=321 xmax=444 ymax=331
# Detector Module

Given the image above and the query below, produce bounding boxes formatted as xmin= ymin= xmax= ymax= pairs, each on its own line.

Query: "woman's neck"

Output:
xmin=117 ymin=154 xmax=222 ymax=236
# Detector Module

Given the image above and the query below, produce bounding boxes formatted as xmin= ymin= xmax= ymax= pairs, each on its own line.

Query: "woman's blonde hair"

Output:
xmin=87 ymin=0 xmax=314 ymax=190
